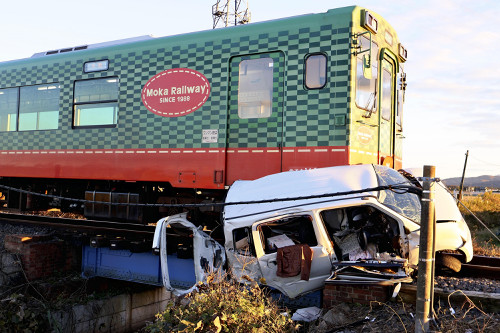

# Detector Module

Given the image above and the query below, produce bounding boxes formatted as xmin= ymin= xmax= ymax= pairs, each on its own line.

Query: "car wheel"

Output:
xmin=436 ymin=253 xmax=461 ymax=273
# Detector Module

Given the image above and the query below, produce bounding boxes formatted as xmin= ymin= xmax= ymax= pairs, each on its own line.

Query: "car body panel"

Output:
xmin=222 ymin=165 xmax=473 ymax=298
xmin=152 ymin=214 xmax=226 ymax=295
xmin=402 ymin=168 xmax=473 ymax=262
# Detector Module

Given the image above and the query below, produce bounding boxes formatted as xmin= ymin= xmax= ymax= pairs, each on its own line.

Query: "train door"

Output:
xmin=394 ymin=67 xmax=406 ymax=169
xmin=226 ymin=52 xmax=284 ymax=184
xmin=378 ymin=53 xmax=397 ymax=168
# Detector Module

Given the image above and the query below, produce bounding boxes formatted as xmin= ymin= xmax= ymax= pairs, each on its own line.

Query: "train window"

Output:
xmin=73 ymin=77 xmax=119 ymax=127
xmin=238 ymin=58 xmax=273 ymax=119
xmin=0 ymin=88 xmax=19 ymax=132
xmin=355 ymin=36 xmax=379 ymax=112
xmin=19 ymin=84 xmax=60 ymax=131
xmin=396 ymin=68 xmax=405 ymax=130
xmin=381 ymin=65 xmax=393 ymax=121
xmin=305 ymin=54 xmax=327 ymax=89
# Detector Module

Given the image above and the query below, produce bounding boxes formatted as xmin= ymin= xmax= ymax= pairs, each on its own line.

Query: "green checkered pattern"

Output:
xmin=282 ymin=26 xmax=351 ymax=147
xmin=0 ymin=7 xmax=354 ymax=151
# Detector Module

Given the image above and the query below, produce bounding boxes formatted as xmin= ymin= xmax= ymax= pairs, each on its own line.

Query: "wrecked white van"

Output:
xmin=223 ymin=164 xmax=472 ymax=298
xmin=155 ymin=164 xmax=473 ymax=298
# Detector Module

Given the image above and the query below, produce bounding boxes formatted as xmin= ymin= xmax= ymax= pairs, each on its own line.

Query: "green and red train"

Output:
xmin=0 ymin=6 xmax=407 ymax=221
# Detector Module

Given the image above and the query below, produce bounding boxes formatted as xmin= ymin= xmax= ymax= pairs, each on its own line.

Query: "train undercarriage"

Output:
xmin=0 ymin=177 xmax=225 ymax=229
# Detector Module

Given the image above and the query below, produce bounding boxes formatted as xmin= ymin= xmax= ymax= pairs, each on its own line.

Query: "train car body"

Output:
xmin=0 ymin=6 xmax=407 ymax=217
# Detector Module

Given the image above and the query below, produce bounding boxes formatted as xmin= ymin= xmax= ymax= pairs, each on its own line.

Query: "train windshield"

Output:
xmin=355 ymin=36 xmax=379 ymax=112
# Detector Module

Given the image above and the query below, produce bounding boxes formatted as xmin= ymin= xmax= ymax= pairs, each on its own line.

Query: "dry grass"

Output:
xmin=307 ymin=297 xmax=500 ymax=333
xmin=459 ymin=192 xmax=500 ymax=256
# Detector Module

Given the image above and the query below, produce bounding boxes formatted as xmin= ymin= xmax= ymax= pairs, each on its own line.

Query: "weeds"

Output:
xmin=460 ymin=192 xmax=500 ymax=256
xmin=0 ymin=294 xmax=51 ymax=332
xmin=144 ymin=273 xmax=297 ymax=332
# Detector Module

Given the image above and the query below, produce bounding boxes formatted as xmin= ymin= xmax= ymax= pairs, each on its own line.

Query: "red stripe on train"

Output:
xmin=0 ymin=146 xmax=350 ymax=188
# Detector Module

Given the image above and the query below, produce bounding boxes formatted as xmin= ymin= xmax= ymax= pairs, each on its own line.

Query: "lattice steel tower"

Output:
xmin=212 ymin=0 xmax=251 ymax=29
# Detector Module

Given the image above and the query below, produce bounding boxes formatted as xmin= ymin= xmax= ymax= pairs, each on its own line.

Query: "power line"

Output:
xmin=0 ymin=182 xmax=419 ymax=209
xmin=469 ymin=155 xmax=500 ymax=168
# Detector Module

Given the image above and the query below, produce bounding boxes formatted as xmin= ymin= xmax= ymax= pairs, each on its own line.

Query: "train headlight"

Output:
xmin=362 ymin=10 xmax=378 ymax=34
xmin=398 ymin=43 xmax=408 ymax=62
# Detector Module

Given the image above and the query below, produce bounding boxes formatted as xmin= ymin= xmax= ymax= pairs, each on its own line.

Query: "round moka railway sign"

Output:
xmin=141 ymin=68 xmax=210 ymax=117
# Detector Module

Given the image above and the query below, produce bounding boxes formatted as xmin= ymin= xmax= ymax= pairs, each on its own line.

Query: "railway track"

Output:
xmin=459 ymin=255 xmax=500 ymax=280
xmin=0 ymin=211 xmax=156 ymax=239
xmin=443 ymin=253 xmax=500 ymax=280
xmin=0 ymin=211 xmax=498 ymax=280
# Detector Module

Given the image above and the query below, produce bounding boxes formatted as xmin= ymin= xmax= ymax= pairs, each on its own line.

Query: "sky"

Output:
xmin=0 ymin=0 xmax=499 ymax=179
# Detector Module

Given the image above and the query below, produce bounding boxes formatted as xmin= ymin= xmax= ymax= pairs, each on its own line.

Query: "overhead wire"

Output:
xmin=0 ymin=182 xmax=419 ymax=209
xmin=468 ymin=155 xmax=500 ymax=168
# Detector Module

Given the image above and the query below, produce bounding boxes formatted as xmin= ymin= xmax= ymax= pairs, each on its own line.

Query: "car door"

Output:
xmin=153 ymin=214 xmax=226 ymax=295
xmin=250 ymin=213 xmax=333 ymax=299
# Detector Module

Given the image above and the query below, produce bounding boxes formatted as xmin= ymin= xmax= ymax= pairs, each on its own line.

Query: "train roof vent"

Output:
xmin=32 ymin=45 xmax=88 ymax=58
xmin=31 ymin=35 xmax=154 ymax=58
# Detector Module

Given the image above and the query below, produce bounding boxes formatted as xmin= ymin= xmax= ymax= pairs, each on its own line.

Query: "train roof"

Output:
xmin=0 ymin=6 xmax=363 ymax=68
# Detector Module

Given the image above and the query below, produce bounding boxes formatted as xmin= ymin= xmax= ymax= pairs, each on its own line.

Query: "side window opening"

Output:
xmin=232 ymin=227 xmax=255 ymax=256
xmin=73 ymin=77 xmax=119 ymax=128
xmin=0 ymin=87 xmax=19 ymax=132
xmin=381 ymin=64 xmax=393 ymax=121
xmin=257 ymin=215 xmax=317 ymax=254
xmin=18 ymin=84 xmax=60 ymax=131
xmin=305 ymin=53 xmax=327 ymax=89
xmin=238 ymin=58 xmax=273 ymax=119
xmin=355 ymin=36 xmax=379 ymax=112
xmin=320 ymin=206 xmax=404 ymax=261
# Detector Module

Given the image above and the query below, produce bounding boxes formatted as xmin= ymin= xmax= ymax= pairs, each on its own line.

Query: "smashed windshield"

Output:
xmin=373 ymin=165 xmax=421 ymax=223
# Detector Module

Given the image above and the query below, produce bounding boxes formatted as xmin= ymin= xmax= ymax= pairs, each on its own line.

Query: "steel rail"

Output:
xmin=444 ymin=253 xmax=500 ymax=280
xmin=0 ymin=212 xmax=156 ymax=238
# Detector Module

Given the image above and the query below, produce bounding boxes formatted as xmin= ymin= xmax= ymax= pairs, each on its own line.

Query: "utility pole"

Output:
xmin=415 ymin=165 xmax=436 ymax=333
xmin=457 ymin=150 xmax=469 ymax=201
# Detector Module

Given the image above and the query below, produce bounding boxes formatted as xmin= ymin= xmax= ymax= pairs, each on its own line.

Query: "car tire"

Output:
xmin=436 ymin=253 xmax=461 ymax=273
